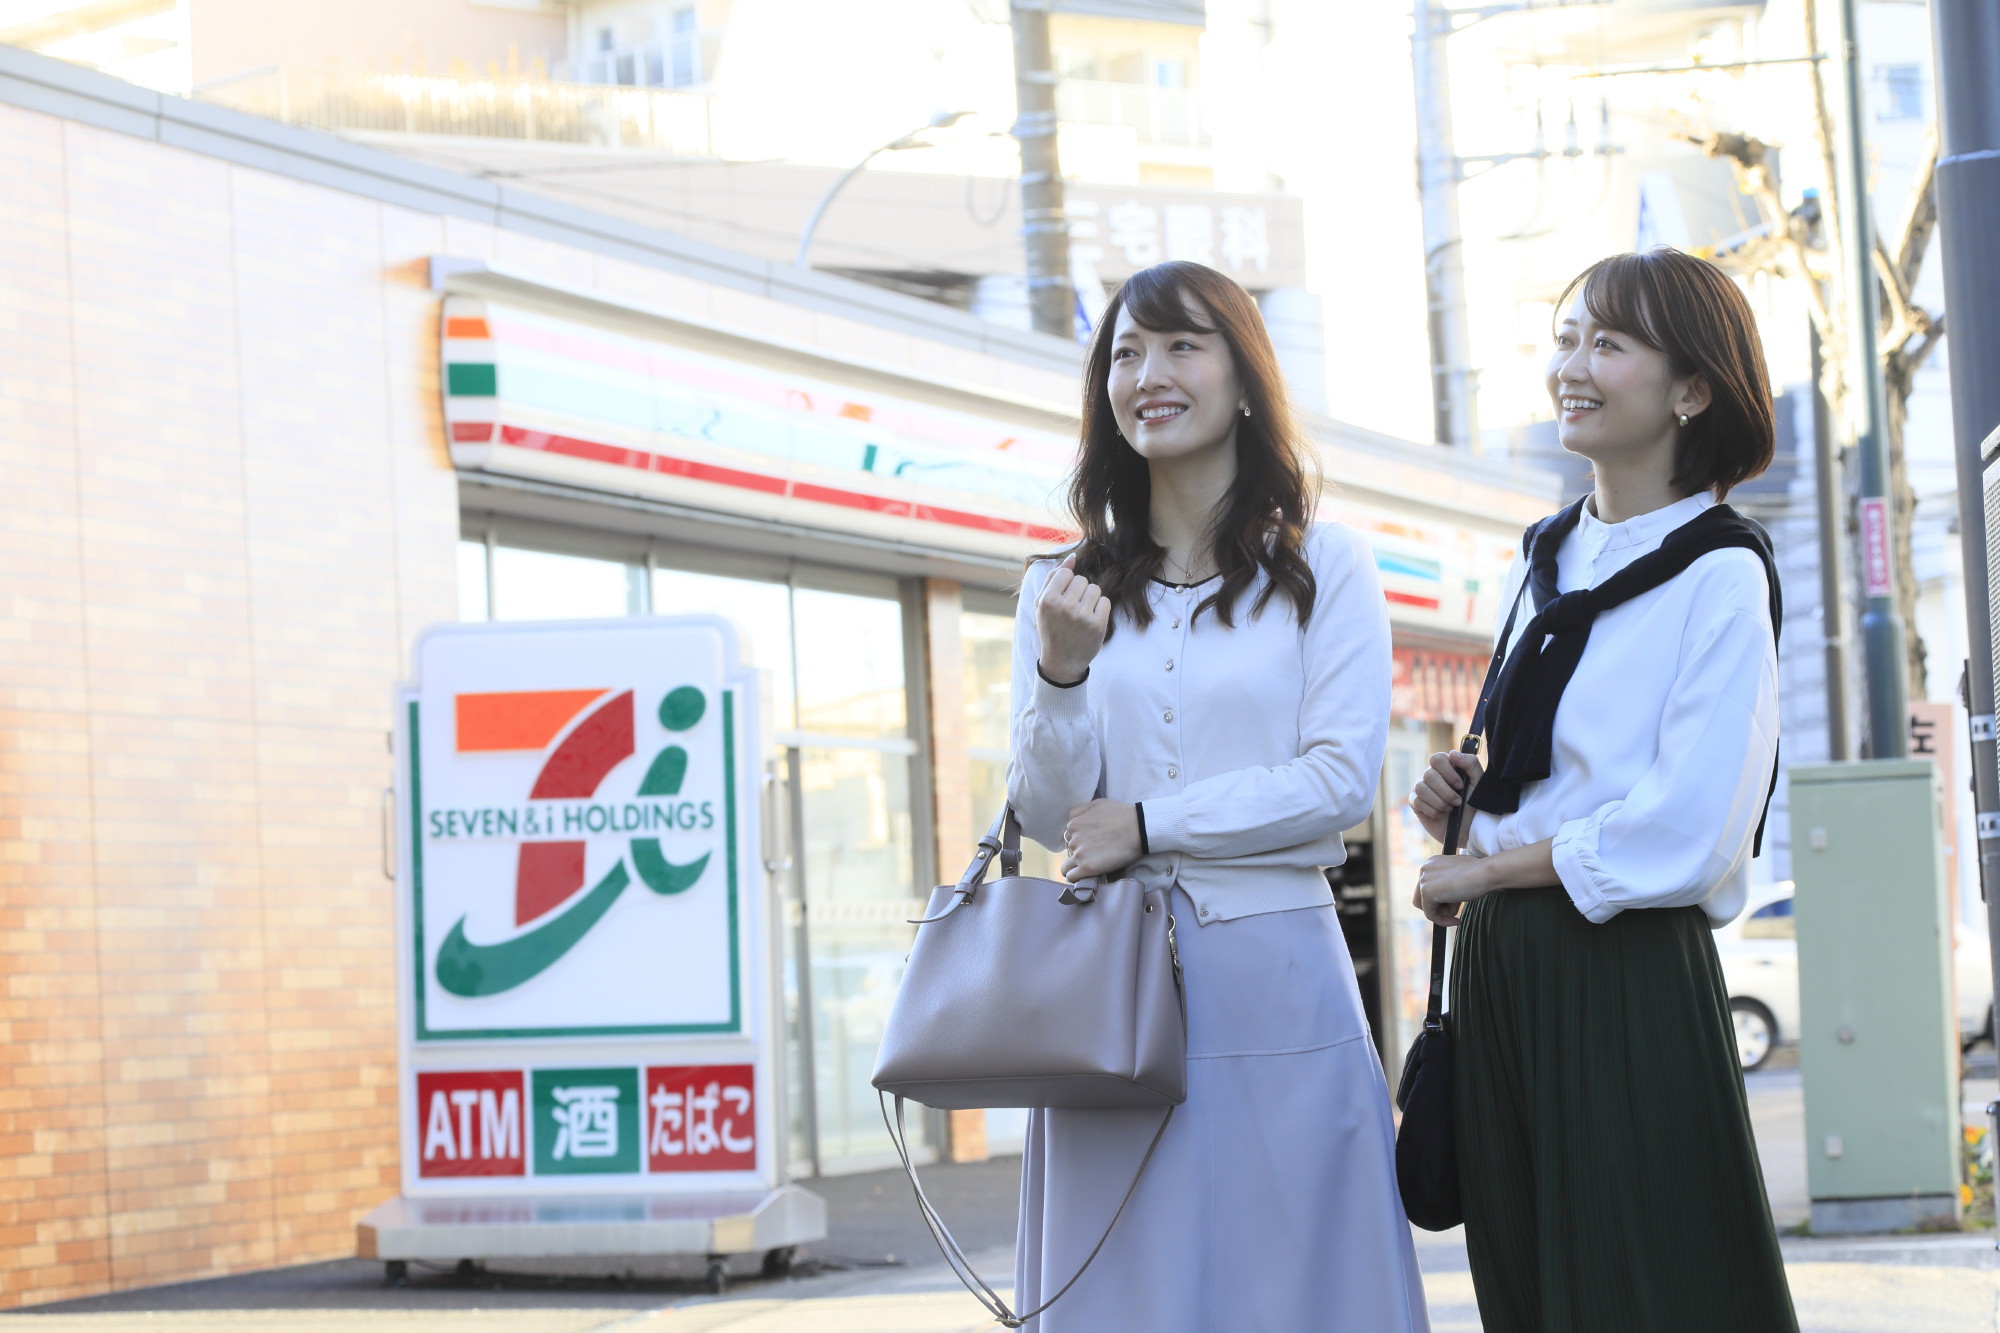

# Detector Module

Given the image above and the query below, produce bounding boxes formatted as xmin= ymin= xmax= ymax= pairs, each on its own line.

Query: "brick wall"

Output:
xmin=0 ymin=105 xmax=459 ymax=1307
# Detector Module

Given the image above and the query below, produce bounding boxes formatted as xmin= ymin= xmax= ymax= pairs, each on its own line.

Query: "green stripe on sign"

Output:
xmin=447 ymin=363 xmax=497 ymax=397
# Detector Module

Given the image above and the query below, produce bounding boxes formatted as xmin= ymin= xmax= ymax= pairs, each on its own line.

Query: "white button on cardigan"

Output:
xmin=1008 ymin=523 xmax=1393 ymax=924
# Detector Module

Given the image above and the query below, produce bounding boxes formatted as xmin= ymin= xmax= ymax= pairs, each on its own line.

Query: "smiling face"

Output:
xmin=1106 ymin=296 xmax=1247 ymax=465
xmin=1546 ymin=296 xmax=1711 ymax=470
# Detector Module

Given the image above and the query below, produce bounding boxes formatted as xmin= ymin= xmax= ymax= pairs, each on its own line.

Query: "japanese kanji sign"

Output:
xmin=414 ymin=1064 xmax=758 ymax=1182
xmin=395 ymin=618 xmax=772 ymax=1197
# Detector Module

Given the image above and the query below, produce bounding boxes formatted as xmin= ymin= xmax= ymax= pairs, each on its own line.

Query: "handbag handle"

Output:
xmin=881 ymin=1091 xmax=1173 ymax=1329
xmin=908 ymin=806 xmax=1027 ymax=925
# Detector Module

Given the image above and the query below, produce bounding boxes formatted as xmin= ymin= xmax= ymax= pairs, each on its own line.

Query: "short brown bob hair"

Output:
xmin=1556 ymin=248 xmax=1775 ymax=498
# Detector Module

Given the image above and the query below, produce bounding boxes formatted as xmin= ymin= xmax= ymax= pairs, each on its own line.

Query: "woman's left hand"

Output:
xmin=1414 ymin=854 xmax=1494 ymax=927
xmin=1062 ymin=800 xmax=1143 ymax=882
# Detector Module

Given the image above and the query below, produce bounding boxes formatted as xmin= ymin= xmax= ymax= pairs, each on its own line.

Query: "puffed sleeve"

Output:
xmin=1138 ymin=525 xmax=1392 ymax=857
xmin=1551 ymin=556 xmax=1779 ymax=922
xmin=1005 ymin=559 xmax=1106 ymax=853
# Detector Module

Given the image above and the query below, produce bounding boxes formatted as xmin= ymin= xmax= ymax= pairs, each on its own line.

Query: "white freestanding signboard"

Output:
xmin=359 ymin=617 xmax=822 ymax=1284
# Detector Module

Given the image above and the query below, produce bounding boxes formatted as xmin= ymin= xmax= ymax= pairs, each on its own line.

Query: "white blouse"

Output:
xmin=1464 ymin=492 xmax=1779 ymax=927
xmin=1008 ymin=523 xmax=1393 ymax=925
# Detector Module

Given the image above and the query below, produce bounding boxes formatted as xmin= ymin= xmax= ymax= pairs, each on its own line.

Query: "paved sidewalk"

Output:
xmin=3 ymin=1243 xmax=1992 ymax=1332
xmin=9 ymin=1052 xmax=1995 ymax=1330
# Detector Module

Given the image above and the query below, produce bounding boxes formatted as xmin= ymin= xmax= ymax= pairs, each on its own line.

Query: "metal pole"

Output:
xmin=794 ymin=145 xmax=894 ymax=270
xmin=1832 ymin=0 xmax=1908 ymax=757
xmin=1930 ymin=0 xmax=2000 ymax=1084
xmin=1810 ymin=326 xmax=1854 ymax=760
xmin=796 ymin=113 xmax=969 ymax=270
xmin=1411 ymin=0 xmax=1480 ymax=450
xmin=1009 ymin=0 xmax=1075 ymax=338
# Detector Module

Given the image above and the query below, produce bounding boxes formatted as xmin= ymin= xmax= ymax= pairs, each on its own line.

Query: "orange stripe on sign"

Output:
xmin=456 ymin=689 xmax=608 ymax=751
xmin=445 ymin=317 xmax=492 ymax=340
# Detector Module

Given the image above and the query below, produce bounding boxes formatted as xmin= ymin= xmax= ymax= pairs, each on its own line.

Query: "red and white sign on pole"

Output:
xmin=1860 ymin=496 xmax=1894 ymax=599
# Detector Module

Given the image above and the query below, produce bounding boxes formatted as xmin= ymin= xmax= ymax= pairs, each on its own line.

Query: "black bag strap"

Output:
xmin=1423 ymin=572 xmax=1530 ymax=1031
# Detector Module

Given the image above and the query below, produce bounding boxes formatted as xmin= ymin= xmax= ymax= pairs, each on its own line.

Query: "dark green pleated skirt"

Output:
xmin=1451 ymin=887 xmax=1797 ymax=1333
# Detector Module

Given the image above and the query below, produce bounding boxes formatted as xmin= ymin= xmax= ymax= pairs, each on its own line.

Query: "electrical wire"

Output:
xmin=964 ymin=171 xmax=1012 ymax=227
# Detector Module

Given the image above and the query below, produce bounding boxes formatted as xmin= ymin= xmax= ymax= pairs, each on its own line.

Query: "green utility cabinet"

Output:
xmin=1789 ymin=760 xmax=1960 ymax=1233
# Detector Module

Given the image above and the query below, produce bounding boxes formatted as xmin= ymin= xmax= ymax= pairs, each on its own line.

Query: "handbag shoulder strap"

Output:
xmin=1423 ymin=571 xmax=1530 ymax=1030
xmin=882 ymin=1092 xmax=1173 ymax=1329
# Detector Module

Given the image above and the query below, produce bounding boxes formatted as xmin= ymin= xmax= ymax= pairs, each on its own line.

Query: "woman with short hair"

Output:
xmin=1010 ymin=260 xmax=1428 ymax=1330
xmin=1411 ymin=247 xmax=1798 ymax=1332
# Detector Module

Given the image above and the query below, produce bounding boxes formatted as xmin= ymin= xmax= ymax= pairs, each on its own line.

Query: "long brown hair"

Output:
xmin=1557 ymin=248 xmax=1775 ymax=497
xmin=1061 ymin=261 xmax=1319 ymax=631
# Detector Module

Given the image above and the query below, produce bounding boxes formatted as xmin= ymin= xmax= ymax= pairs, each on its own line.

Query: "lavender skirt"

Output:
xmin=1014 ymin=893 xmax=1429 ymax=1332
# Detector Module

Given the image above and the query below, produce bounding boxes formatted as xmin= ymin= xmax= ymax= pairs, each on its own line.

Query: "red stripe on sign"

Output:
xmin=494 ymin=423 xmax=1077 ymax=544
xmin=501 ymin=425 xmax=787 ymax=496
xmin=1384 ymin=590 xmax=1443 ymax=611
xmin=452 ymin=421 xmax=495 ymax=442
xmin=792 ymin=481 xmax=913 ymax=519
xmin=644 ymin=447 xmax=789 ymax=496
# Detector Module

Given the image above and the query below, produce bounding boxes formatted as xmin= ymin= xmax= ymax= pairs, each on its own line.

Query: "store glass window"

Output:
xmin=490 ymin=546 xmax=646 ymax=621
xmin=457 ymin=540 xmax=489 ymax=621
xmin=961 ymin=608 xmax=1061 ymax=881
xmin=650 ymin=567 xmax=797 ymax=732
xmin=792 ymin=589 xmax=907 ymax=740
xmin=470 ymin=535 xmax=931 ymax=1177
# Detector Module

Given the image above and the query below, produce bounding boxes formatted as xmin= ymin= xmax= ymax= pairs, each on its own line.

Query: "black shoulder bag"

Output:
xmin=1393 ymin=566 xmax=1527 ymax=1232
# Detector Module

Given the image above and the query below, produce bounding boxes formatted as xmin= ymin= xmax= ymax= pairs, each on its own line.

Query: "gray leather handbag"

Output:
xmin=871 ymin=806 xmax=1187 ymax=1327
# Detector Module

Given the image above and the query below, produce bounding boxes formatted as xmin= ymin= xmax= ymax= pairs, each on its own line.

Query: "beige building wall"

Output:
xmin=0 ymin=102 xmax=460 ymax=1308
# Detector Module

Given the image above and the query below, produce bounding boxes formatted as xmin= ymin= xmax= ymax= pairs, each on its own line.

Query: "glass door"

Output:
xmin=650 ymin=565 xmax=930 ymax=1176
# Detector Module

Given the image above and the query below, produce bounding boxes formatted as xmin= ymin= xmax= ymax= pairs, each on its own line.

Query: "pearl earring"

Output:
xmin=1678 ymin=413 xmax=1690 ymax=428
xmin=1241 ymin=406 xmax=1252 ymax=418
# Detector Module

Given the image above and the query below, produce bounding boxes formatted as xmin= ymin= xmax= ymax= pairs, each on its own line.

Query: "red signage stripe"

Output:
xmin=494 ymin=423 xmax=1077 ymax=544
xmin=452 ymin=421 xmax=495 ymax=442
xmin=1384 ymin=590 xmax=1443 ymax=611
xmin=791 ymin=481 xmax=913 ymax=519
xmin=645 ymin=447 xmax=789 ymax=496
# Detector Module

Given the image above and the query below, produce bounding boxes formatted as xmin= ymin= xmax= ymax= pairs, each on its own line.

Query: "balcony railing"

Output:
xmin=562 ymin=30 xmax=711 ymax=90
xmin=196 ymin=67 xmax=716 ymax=153
xmin=1056 ymin=79 xmax=1208 ymax=149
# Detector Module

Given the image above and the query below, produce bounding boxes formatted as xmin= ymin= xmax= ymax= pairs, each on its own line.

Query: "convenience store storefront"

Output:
xmin=431 ymin=268 xmax=1555 ymax=1173
xmin=0 ymin=46 xmax=1557 ymax=1304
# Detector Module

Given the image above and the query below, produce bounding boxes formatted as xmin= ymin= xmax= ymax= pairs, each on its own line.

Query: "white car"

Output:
xmin=1713 ymin=880 xmax=1994 ymax=1071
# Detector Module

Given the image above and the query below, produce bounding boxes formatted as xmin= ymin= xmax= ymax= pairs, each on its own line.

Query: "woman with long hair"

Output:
xmin=1008 ymin=261 xmax=1428 ymax=1330
xmin=1410 ymin=247 xmax=1797 ymax=1331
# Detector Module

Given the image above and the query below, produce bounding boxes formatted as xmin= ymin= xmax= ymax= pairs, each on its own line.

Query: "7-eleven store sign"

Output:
xmin=393 ymin=617 xmax=774 ymax=1195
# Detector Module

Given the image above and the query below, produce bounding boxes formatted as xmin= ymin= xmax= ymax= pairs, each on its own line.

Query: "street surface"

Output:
xmin=7 ymin=1051 xmax=1995 ymax=1331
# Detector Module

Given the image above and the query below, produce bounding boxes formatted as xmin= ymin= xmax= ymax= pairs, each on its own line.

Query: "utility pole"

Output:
xmin=1931 ymin=0 xmax=2000 ymax=1027
xmin=1810 ymin=326 xmax=1854 ymax=761
xmin=1832 ymin=0 xmax=1907 ymax=757
xmin=1411 ymin=0 xmax=1480 ymax=450
xmin=1008 ymin=0 xmax=1076 ymax=339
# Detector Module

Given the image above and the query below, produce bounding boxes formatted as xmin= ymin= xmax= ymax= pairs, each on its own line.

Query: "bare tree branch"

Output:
xmin=1892 ymin=126 xmax=1940 ymax=295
